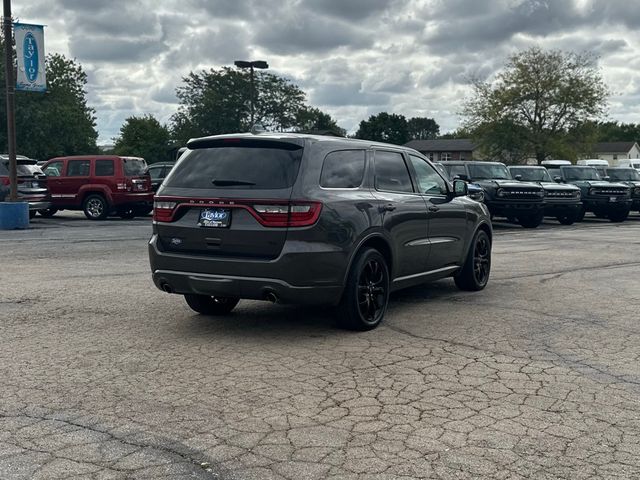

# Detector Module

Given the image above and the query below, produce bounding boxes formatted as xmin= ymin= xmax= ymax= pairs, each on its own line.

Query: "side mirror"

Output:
xmin=603 ymin=176 xmax=610 ymax=181
xmin=514 ymin=174 xmax=523 ymax=181
xmin=553 ymin=176 xmax=562 ymax=183
xmin=452 ymin=179 xmax=468 ymax=197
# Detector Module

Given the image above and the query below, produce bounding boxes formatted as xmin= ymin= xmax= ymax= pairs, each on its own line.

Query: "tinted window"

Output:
xmin=445 ymin=164 xmax=467 ymax=178
xmin=67 ymin=160 xmax=90 ymax=177
xmin=122 ymin=158 xmax=147 ymax=176
xmin=95 ymin=159 xmax=114 ymax=176
xmin=43 ymin=161 xmax=63 ymax=177
xmin=148 ymin=166 xmax=165 ymax=180
xmin=320 ymin=150 xmax=365 ymax=188
xmin=468 ymin=163 xmax=511 ymax=180
xmin=509 ymin=167 xmax=551 ymax=182
xmin=409 ymin=156 xmax=447 ymax=195
xmin=165 ymin=145 xmax=303 ymax=189
xmin=374 ymin=151 xmax=413 ymax=193
xmin=562 ymin=167 xmax=600 ymax=181
xmin=607 ymin=168 xmax=640 ymax=181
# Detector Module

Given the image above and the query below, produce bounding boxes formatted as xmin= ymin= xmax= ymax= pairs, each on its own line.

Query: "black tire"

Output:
xmin=134 ymin=205 xmax=153 ymax=216
xmin=83 ymin=194 xmax=109 ymax=220
xmin=608 ymin=208 xmax=630 ymax=223
xmin=556 ymin=213 xmax=577 ymax=225
xmin=337 ymin=248 xmax=390 ymax=331
xmin=518 ymin=211 xmax=544 ymax=229
xmin=29 ymin=210 xmax=36 ymax=219
xmin=184 ymin=295 xmax=240 ymax=315
xmin=38 ymin=208 xmax=57 ymax=218
xmin=454 ymin=229 xmax=491 ymax=291
xmin=575 ymin=206 xmax=586 ymax=222
xmin=118 ymin=207 xmax=136 ymax=220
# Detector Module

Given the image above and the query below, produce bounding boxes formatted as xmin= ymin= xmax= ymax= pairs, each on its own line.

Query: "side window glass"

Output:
xmin=448 ymin=165 xmax=467 ymax=178
xmin=320 ymin=150 xmax=365 ymax=188
xmin=409 ymin=155 xmax=447 ymax=195
xmin=374 ymin=151 xmax=414 ymax=193
xmin=67 ymin=160 xmax=90 ymax=177
xmin=95 ymin=160 xmax=114 ymax=176
xmin=149 ymin=167 xmax=163 ymax=180
xmin=44 ymin=161 xmax=63 ymax=177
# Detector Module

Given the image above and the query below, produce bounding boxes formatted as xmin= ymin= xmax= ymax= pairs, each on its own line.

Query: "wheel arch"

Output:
xmin=343 ymin=232 xmax=395 ymax=286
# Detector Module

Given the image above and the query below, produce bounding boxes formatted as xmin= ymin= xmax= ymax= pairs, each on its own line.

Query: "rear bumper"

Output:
xmin=148 ymin=234 xmax=347 ymax=305
xmin=152 ymin=269 xmax=342 ymax=305
xmin=112 ymin=192 xmax=153 ymax=206
xmin=26 ymin=201 xmax=51 ymax=211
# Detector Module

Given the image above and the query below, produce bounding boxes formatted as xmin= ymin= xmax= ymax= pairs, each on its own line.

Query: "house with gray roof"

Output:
xmin=592 ymin=141 xmax=640 ymax=165
xmin=404 ymin=139 xmax=477 ymax=162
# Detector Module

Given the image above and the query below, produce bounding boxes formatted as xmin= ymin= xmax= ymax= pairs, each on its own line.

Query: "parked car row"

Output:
xmin=2 ymin=154 xmax=177 ymax=220
xmin=437 ymin=159 xmax=638 ymax=227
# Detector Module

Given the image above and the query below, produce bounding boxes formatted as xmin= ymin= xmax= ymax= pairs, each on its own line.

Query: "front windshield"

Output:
xmin=607 ymin=169 xmax=640 ymax=181
xmin=510 ymin=167 xmax=551 ymax=182
xmin=562 ymin=167 xmax=601 ymax=181
xmin=468 ymin=163 xmax=510 ymax=180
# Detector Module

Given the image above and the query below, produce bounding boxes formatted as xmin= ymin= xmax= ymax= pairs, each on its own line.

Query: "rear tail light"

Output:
xmin=253 ymin=202 xmax=321 ymax=227
xmin=1 ymin=177 xmax=9 ymax=186
xmin=153 ymin=201 xmax=178 ymax=222
xmin=153 ymin=198 xmax=322 ymax=227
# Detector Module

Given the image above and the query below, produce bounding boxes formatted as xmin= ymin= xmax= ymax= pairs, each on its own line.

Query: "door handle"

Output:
xmin=380 ymin=203 xmax=396 ymax=212
xmin=428 ymin=205 xmax=440 ymax=212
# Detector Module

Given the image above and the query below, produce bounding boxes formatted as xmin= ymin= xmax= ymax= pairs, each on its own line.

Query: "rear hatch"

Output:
xmin=122 ymin=157 xmax=152 ymax=192
xmin=153 ymin=137 xmax=315 ymax=259
xmin=1 ymin=159 xmax=49 ymax=201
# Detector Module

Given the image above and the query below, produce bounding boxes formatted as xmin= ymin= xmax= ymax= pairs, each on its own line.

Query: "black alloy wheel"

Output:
xmin=455 ymin=229 xmax=491 ymax=291
xmin=338 ymin=248 xmax=389 ymax=331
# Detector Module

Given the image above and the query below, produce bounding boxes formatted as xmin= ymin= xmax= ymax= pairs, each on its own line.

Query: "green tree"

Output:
xmin=0 ymin=51 xmax=98 ymax=160
xmin=407 ymin=117 xmax=439 ymax=140
xmin=355 ymin=112 xmax=409 ymax=145
xmin=592 ymin=121 xmax=640 ymax=142
xmin=462 ymin=47 xmax=609 ymax=164
xmin=171 ymin=67 xmax=310 ymax=144
xmin=113 ymin=115 xmax=171 ymax=163
xmin=295 ymin=107 xmax=346 ymax=136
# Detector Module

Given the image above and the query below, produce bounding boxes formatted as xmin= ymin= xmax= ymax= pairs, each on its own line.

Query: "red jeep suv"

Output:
xmin=41 ymin=155 xmax=153 ymax=220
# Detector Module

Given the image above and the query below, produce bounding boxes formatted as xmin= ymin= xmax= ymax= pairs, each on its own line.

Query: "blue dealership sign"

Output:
xmin=14 ymin=23 xmax=47 ymax=92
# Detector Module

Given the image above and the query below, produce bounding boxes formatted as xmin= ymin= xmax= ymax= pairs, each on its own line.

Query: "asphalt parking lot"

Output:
xmin=2 ymin=212 xmax=640 ymax=479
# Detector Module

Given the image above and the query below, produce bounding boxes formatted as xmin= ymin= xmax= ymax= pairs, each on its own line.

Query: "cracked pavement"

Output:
xmin=1 ymin=212 xmax=640 ymax=479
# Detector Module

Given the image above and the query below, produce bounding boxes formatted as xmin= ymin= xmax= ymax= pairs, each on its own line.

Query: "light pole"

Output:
xmin=3 ymin=0 xmax=17 ymax=201
xmin=234 ymin=60 xmax=268 ymax=128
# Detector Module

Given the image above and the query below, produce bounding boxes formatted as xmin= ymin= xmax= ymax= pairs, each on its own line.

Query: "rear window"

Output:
xmin=122 ymin=158 xmax=147 ymax=176
xmin=320 ymin=150 xmax=365 ymax=188
xmin=165 ymin=145 xmax=303 ymax=189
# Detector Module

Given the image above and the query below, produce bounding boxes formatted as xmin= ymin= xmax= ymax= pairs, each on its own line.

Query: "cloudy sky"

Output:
xmin=15 ymin=0 xmax=640 ymax=144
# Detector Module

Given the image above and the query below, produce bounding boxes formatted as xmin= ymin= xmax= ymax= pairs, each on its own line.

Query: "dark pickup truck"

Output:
xmin=544 ymin=165 xmax=631 ymax=222
xmin=508 ymin=165 xmax=582 ymax=225
xmin=442 ymin=161 xmax=545 ymax=228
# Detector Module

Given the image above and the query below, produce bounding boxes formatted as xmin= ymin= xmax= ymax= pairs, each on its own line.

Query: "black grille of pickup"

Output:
xmin=503 ymin=189 xmax=542 ymax=199
xmin=547 ymin=191 xmax=576 ymax=197
xmin=593 ymin=188 xmax=627 ymax=195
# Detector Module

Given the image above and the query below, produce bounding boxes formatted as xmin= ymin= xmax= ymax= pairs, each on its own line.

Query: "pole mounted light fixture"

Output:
xmin=234 ymin=60 xmax=269 ymax=127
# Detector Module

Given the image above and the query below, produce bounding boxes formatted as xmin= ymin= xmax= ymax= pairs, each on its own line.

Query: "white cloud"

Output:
xmin=13 ymin=0 xmax=640 ymax=143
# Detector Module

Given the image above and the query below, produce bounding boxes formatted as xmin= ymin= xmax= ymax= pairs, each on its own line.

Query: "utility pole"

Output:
xmin=2 ymin=0 xmax=17 ymax=201
xmin=234 ymin=60 xmax=269 ymax=128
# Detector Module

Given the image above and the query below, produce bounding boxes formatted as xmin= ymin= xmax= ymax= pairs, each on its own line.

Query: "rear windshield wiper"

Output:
xmin=211 ymin=179 xmax=256 ymax=186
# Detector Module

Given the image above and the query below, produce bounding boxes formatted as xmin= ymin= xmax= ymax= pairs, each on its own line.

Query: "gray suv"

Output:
xmin=148 ymin=133 xmax=492 ymax=330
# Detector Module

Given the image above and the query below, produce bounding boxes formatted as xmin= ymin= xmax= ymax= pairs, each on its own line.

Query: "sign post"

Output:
xmin=2 ymin=0 xmax=18 ymax=201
